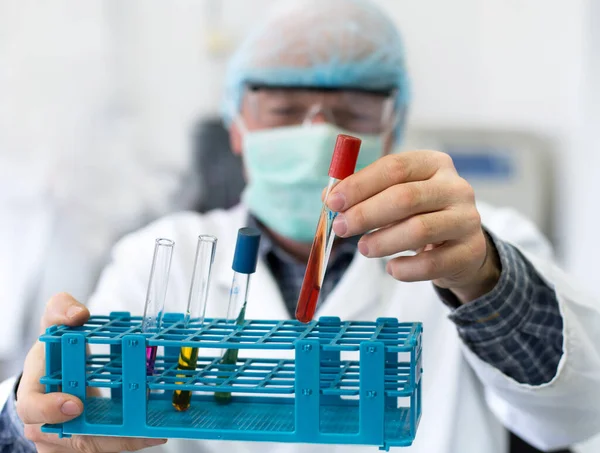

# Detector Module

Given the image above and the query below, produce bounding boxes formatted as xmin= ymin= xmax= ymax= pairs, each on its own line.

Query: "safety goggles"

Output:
xmin=243 ymin=85 xmax=397 ymax=135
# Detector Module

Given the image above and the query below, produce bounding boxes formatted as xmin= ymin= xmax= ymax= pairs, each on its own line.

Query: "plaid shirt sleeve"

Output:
xmin=0 ymin=385 xmax=36 ymax=453
xmin=438 ymin=234 xmax=563 ymax=386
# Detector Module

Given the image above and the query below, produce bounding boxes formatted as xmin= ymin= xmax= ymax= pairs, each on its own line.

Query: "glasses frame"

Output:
xmin=241 ymin=85 xmax=400 ymax=136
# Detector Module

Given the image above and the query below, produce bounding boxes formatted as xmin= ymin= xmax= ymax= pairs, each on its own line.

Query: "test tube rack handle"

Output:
xmin=40 ymin=313 xmax=423 ymax=451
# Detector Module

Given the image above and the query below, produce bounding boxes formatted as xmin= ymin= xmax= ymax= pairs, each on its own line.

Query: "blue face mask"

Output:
xmin=241 ymin=123 xmax=384 ymax=242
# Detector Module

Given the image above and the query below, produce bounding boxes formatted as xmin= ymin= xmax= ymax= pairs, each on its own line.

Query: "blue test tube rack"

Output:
xmin=40 ymin=312 xmax=423 ymax=451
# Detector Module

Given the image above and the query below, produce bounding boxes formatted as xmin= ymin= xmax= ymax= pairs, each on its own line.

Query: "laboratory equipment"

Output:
xmin=172 ymin=235 xmax=218 ymax=412
xmin=295 ymin=134 xmax=362 ymax=323
xmin=214 ymin=227 xmax=261 ymax=404
xmin=40 ymin=313 xmax=423 ymax=450
xmin=142 ymin=238 xmax=174 ymax=375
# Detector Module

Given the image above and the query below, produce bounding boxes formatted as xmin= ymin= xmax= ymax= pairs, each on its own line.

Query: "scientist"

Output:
xmin=3 ymin=1 xmax=600 ymax=452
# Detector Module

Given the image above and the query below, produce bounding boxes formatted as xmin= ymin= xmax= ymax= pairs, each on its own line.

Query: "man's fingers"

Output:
xmin=327 ymin=151 xmax=452 ymax=212
xmin=332 ymin=180 xmax=460 ymax=238
xmin=26 ymin=426 xmax=168 ymax=452
xmin=73 ymin=436 xmax=167 ymax=452
xmin=356 ymin=210 xmax=479 ymax=258
xmin=17 ymin=391 xmax=83 ymax=425
xmin=40 ymin=293 xmax=89 ymax=334
xmin=385 ymin=239 xmax=482 ymax=283
xmin=18 ymin=339 xmax=48 ymax=399
xmin=17 ymin=293 xmax=93 ymax=429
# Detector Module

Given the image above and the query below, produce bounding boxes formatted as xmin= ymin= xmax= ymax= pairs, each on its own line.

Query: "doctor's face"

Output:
xmin=226 ymin=85 xmax=397 ymax=244
xmin=229 ymin=86 xmax=397 ymax=157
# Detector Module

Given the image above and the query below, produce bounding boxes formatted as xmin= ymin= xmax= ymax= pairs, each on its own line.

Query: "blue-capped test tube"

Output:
xmin=142 ymin=238 xmax=175 ymax=376
xmin=214 ymin=227 xmax=261 ymax=404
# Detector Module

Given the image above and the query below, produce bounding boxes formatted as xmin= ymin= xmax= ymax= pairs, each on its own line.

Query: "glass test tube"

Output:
xmin=172 ymin=235 xmax=218 ymax=412
xmin=295 ymin=135 xmax=362 ymax=323
xmin=142 ymin=238 xmax=175 ymax=376
xmin=214 ymin=227 xmax=261 ymax=404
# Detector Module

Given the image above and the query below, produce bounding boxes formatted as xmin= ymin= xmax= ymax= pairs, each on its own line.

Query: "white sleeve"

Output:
xmin=471 ymin=205 xmax=600 ymax=450
xmin=86 ymin=233 xmax=153 ymax=316
xmin=0 ymin=376 xmax=17 ymax=409
xmin=87 ymin=214 xmax=192 ymax=316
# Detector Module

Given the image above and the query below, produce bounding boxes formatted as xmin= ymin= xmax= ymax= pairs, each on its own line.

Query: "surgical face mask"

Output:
xmin=241 ymin=123 xmax=384 ymax=242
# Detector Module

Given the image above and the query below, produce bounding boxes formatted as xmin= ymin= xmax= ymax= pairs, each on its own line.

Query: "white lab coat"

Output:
xmin=82 ymin=204 xmax=600 ymax=452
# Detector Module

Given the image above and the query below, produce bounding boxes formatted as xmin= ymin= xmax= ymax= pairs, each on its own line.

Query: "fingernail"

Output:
xmin=66 ymin=305 xmax=84 ymax=319
xmin=144 ymin=439 xmax=167 ymax=446
xmin=358 ymin=240 xmax=369 ymax=257
xmin=61 ymin=400 xmax=81 ymax=416
xmin=328 ymin=192 xmax=346 ymax=212
xmin=386 ymin=261 xmax=393 ymax=275
xmin=332 ymin=214 xmax=347 ymax=237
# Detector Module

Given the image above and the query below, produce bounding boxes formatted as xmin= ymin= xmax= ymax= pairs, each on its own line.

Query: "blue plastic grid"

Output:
xmin=40 ymin=312 xmax=422 ymax=451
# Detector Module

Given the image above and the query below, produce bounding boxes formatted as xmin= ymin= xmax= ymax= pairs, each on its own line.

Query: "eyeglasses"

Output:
xmin=243 ymin=86 xmax=397 ymax=134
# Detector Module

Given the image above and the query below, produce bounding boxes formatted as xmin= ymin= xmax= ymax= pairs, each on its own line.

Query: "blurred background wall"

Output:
xmin=106 ymin=0 xmax=598 ymax=286
xmin=1 ymin=0 xmax=598 ymax=449
xmin=104 ymin=0 xmax=594 ymax=270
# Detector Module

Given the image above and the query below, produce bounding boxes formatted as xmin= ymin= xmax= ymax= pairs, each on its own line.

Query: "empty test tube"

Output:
xmin=295 ymin=135 xmax=362 ymax=323
xmin=172 ymin=235 xmax=218 ymax=412
xmin=214 ymin=227 xmax=261 ymax=404
xmin=142 ymin=238 xmax=175 ymax=376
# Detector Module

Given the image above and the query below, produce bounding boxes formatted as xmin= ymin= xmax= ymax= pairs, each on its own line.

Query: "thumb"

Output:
xmin=40 ymin=292 xmax=90 ymax=334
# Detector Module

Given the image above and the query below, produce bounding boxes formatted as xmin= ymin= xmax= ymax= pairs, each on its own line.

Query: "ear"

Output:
xmin=229 ymin=121 xmax=243 ymax=156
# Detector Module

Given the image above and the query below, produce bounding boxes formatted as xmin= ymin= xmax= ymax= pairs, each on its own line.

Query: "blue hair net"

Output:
xmin=222 ymin=0 xmax=410 ymax=141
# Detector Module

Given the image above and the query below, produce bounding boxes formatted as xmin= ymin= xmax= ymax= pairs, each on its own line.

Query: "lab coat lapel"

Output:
xmin=316 ymin=252 xmax=388 ymax=321
xmin=213 ymin=205 xmax=289 ymax=322
xmin=245 ymin=258 xmax=290 ymax=321
xmin=212 ymin=205 xmax=384 ymax=323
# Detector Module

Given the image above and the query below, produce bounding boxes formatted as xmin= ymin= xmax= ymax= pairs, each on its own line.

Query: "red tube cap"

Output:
xmin=328 ymin=134 xmax=362 ymax=180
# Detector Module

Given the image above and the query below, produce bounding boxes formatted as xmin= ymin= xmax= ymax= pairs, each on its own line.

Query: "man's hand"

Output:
xmin=328 ymin=150 xmax=501 ymax=304
xmin=16 ymin=293 xmax=167 ymax=452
